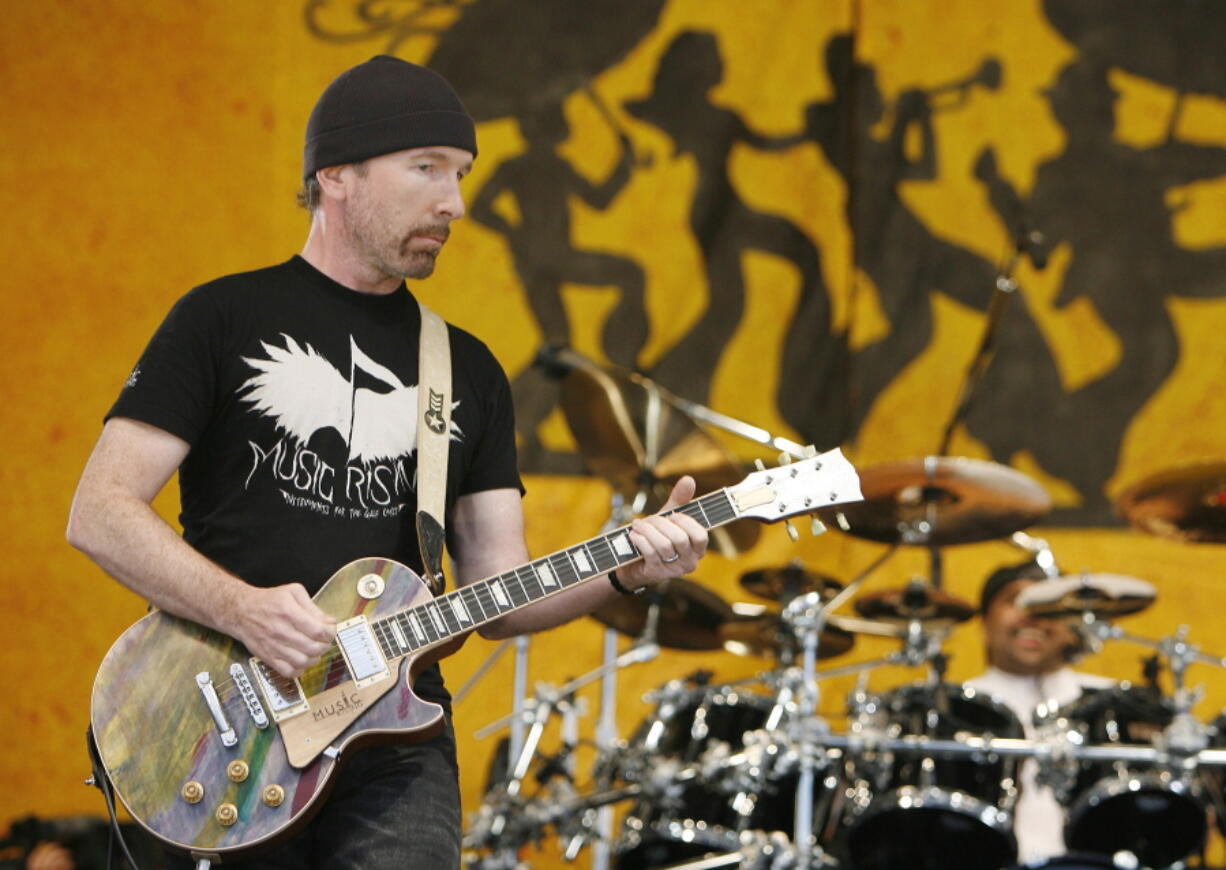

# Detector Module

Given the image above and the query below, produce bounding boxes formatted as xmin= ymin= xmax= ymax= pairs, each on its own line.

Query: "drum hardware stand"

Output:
xmin=468 ymin=634 xmax=659 ymax=860
xmin=1072 ymin=615 xmax=1226 ymax=761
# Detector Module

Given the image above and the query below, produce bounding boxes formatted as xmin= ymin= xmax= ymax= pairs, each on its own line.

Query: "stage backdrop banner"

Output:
xmin=1 ymin=0 xmax=1223 ymax=865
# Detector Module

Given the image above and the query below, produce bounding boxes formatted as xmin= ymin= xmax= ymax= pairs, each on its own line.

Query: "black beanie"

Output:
xmin=980 ymin=559 xmax=1047 ymax=614
xmin=303 ymin=55 xmax=477 ymax=180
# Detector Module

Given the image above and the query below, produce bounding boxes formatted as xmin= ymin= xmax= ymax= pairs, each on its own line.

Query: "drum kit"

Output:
xmin=461 ymin=349 xmax=1226 ymax=870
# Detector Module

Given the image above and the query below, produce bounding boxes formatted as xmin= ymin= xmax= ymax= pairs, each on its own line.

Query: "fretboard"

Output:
xmin=366 ymin=489 xmax=739 ymax=660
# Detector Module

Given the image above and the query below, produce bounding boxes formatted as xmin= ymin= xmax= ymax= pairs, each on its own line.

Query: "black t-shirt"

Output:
xmin=108 ymin=255 xmax=523 ymax=703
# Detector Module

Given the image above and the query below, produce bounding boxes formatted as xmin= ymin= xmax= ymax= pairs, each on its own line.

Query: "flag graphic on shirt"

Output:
xmin=239 ymin=334 xmax=460 ymax=465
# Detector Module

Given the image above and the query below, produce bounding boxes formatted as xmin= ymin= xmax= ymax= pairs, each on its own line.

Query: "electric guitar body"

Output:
xmin=91 ymin=558 xmax=450 ymax=861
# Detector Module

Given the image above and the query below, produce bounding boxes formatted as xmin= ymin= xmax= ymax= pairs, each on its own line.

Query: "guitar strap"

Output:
xmin=415 ymin=300 xmax=451 ymax=597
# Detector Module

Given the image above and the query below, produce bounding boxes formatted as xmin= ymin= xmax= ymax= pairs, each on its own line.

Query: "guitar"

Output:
xmin=90 ymin=448 xmax=862 ymax=859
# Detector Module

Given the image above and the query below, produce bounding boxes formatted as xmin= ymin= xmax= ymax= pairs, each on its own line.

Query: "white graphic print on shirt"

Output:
xmin=237 ymin=333 xmax=462 ymax=516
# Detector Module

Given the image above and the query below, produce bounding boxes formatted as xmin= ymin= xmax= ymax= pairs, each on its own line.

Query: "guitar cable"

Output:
xmin=85 ymin=726 xmax=144 ymax=870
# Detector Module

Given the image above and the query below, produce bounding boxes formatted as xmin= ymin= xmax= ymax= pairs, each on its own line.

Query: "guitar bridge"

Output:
xmin=250 ymin=659 xmax=309 ymax=722
xmin=230 ymin=663 xmax=269 ymax=729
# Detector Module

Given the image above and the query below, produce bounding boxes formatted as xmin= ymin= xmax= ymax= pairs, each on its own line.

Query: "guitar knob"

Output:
xmin=181 ymin=781 xmax=204 ymax=804
xmin=227 ymin=760 xmax=250 ymax=783
xmin=215 ymin=803 xmax=239 ymax=826
xmin=262 ymin=785 xmax=286 ymax=808
xmin=784 ymin=520 xmax=800 ymax=542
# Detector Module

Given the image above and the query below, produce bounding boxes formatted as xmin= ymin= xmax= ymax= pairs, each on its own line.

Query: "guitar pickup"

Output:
xmin=335 ymin=616 xmax=391 ymax=689
xmin=250 ymin=659 xmax=309 ymax=723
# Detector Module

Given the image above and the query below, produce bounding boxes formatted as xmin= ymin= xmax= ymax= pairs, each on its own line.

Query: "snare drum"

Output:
xmin=1040 ymin=686 xmax=1207 ymax=869
xmin=842 ymin=682 xmax=1023 ymax=870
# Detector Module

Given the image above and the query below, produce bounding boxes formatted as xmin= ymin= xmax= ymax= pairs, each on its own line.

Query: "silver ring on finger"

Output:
xmin=661 ymin=552 xmax=681 ymax=564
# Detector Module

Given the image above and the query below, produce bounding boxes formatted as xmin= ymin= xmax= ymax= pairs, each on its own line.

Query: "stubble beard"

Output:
xmin=346 ymin=190 xmax=443 ymax=282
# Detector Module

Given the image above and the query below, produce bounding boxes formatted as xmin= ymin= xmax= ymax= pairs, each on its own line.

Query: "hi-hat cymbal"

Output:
xmin=816 ymin=456 xmax=1052 ymax=546
xmin=1115 ymin=462 xmax=1226 ymax=544
xmin=591 ymin=577 xmax=733 ymax=650
xmin=740 ymin=564 xmax=843 ymax=603
xmin=853 ymin=583 xmax=977 ymax=625
xmin=1016 ymin=574 xmax=1157 ymax=619
xmin=554 ymin=347 xmax=759 ymax=556
xmin=718 ymin=613 xmax=855 ymax=659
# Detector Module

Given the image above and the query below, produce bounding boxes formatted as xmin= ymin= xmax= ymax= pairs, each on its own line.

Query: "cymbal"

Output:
xmin=1115 ymin=462 xmax=1226 ymax=543
xmin=853 ymin=583 xmax=977 ymax=625
xmin=590 ymin=577 xmax=733 ymax=650
xmin=1016 ymin=573 xmax=1157 ymax=619
xmin=555 ymin=348 xmax=759 ymax=557
xmin=718 ymin=613 xmax=855 ymax=659
xmin=816 ymin=456 xmax=1052 ymax=546
xmin=740 ymin=564 xmax=843 ymax=603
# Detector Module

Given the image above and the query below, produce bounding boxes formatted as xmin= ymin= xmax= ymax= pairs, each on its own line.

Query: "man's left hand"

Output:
xmin=618 ymin=475 xmax=708 ymax=590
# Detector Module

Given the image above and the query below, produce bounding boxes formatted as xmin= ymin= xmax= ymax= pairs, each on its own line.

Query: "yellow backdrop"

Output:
xmin=2 ymin=0 xmax=1223 ymax=866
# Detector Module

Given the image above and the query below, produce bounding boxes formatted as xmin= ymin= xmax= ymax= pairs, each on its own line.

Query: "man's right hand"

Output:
xmin=228 ymin=583 xmax=336 ymax=679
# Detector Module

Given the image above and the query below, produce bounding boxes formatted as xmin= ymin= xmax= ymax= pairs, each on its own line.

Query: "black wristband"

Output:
xmin=608 ymin=568 xmax=644 ymax=596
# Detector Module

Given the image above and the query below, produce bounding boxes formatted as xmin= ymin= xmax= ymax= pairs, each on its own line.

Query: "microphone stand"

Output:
xmin=926 ymin=244 xmax=1024 ymax=588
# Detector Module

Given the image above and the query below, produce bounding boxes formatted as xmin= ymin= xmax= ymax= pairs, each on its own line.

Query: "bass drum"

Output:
xmin=841 ymin=682 xmax=1023 ymax=870
xmin=614 ymin=681 xmax=838 ymax=869
xmin=1041 ymin=686 xmax=1206 ymax=869
xmin=1006 ymin=855 xmax=1130 ymax=869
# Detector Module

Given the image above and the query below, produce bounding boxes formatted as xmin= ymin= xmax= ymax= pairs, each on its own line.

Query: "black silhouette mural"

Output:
xmin=974 ymin=56 xmax=1226 ymax=522
xmin=626 ymin=31 xmax=839 ymax=450
xmin=304 ymin=1 xmax=1226 ymax=526
xmin=470 ymin=104 xmax=648 ymax=466
xmin=797 ymin=35 xmax=1011 ymax=444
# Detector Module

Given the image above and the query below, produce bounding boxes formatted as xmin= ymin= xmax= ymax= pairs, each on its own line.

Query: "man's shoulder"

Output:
xmin=189 ymin=259 xmax=298 ymax=300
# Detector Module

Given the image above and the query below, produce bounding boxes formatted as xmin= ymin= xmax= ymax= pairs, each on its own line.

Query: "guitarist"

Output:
xmin=67 ymin=55 xmax=708 ymax=869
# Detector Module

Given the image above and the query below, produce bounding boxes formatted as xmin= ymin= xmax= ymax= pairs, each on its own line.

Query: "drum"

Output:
xmin=1200 ymin=710 xmax=1226 ymax=839
xmin=1039 ymin=686 xmax=1207 ymax=869
xmin=614 ymin=680 xmax=837 ymax=869
xmin=841 ymin=682 xmax=1023 ymax=870
xmin=1006 ymin=855 xmax=1130 ymax=869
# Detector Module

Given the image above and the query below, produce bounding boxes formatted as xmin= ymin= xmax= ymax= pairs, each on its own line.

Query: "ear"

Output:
xmin=314 ymin=165 xmax=351 ymax=203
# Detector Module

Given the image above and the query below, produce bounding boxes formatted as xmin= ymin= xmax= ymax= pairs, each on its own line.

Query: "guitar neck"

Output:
xmin=369 ymin=489 xmax=740 ymax=660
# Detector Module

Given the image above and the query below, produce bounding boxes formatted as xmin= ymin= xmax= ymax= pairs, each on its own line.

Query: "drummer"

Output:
xmin=966 ymin=559 xmax=1114 ymax=864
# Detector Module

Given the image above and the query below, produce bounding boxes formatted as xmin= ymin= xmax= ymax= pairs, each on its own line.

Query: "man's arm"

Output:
xmin=66 ymin=417 xmax=335 ymax=678
xmin=450 ymin=477 xmax=708 ymax=640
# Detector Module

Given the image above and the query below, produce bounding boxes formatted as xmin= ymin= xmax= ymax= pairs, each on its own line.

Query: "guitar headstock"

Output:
xmin=728 ymin=447 xmax=863 ymax=525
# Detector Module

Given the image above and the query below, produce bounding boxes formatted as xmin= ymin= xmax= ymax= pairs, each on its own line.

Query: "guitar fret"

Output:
xmin=469 ymin=582 xmax=497 ymax=618
xmin=371 ymin=621 xmax=395 ymax=659
xmin=587 ymin=538 xmax=611 ymax=574
xmin=408 ymin=611 xmax=429 ymax=644
xmin=512 ymin=566 xmax=538 ymax=604
xmin=533 ymin=559 xmax=559 ymax=590
xmin=573 ymin=544 xmax=596 ymax=575
xmin=389 ymin=618 xmax=409 ymax=651
xmin=551 ymin=551 xmax=581 ymax=587
xmin=449 ymin=593 xmax=472 ymax=625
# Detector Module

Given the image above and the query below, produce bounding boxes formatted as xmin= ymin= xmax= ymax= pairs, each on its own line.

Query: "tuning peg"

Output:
xmin=777 ymin=452 xmax=792 ymax=466
xmin=811 ymin=516 xmax=827 ymax=537
xmin=754 ymin=459 xmax=767 ymax=472
xmin=802 ymin=445 xmax=818 ymax=458
xmin=784 ymin=519 xmax=800 ymax=542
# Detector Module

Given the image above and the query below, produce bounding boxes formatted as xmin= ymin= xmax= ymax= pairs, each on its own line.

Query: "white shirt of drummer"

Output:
xmin=967 ymin=666 xmax=1115 ymax=864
